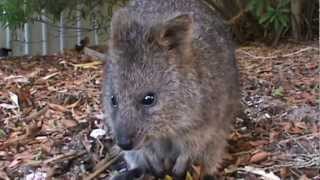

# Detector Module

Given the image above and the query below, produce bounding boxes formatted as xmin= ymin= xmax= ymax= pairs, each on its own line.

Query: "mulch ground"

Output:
xmin=0 ymin=41 xmax=319 ymax=180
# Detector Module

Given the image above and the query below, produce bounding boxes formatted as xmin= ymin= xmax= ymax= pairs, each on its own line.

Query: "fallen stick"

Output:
xmin=237 ymin=166 xmax=281 ymax=180
xmin=84 ymin=47 xmax=106 ymax=61
xmin=24 ymin=105 xmax=48 ymax=121
xmin=83 ymin=154 xmax=121 ymax=180
xmin=24 ymin=151 xmax=86 ymax=167
xmin=0 ymin=120 xmax=42 ymax=149
xmin=279 ymin=132 xmax=320 ymax=144
xmin=237 ymin=47 xmax=318 ymax=60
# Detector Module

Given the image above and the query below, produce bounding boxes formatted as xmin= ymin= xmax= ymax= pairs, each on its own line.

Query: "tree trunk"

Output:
xmin=291 ymin=0 xmax=303 ymax=40
xmin=302 ymin=0 xmax=317 ymax=40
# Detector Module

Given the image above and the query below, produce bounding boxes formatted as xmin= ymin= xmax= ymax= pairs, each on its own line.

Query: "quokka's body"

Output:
xmin=103 ymin=0 xmax=240 ymax=179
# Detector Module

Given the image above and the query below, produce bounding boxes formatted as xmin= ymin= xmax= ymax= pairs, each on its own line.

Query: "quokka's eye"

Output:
xmin=111 ymin=96 xmax=118 ymax=107
xmin=142 ymin=92 xmax=156 ymax=106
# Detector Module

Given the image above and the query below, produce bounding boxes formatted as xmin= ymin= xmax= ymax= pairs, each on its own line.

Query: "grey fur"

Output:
xmin=103 ymin=0 xmax=240 ymax=178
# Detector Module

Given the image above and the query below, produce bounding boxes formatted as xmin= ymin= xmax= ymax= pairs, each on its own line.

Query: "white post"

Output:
xmin=94 ymin=30 xmax=98 ymax=45
xmin=76 ymin=5 xmax=82 ymax=44
xmin=24 ymin=23 xmax=30 ymax=55
xmin=3 ymin=10 xmax=11 ymax=49
xmin=93 ymin=16 xmax=99 ymax=45
xmin=2 ymin=10 xmax=11 ymax=49
xmin=5 ymin=24 xmax=10 ymax=48
xmin=41 ymin=9 xmax=48 ymax=55
xmin=23 ymin=0 xmax=29 ymax=55
xmin=59 ymin=12 xmax=64 ymax=53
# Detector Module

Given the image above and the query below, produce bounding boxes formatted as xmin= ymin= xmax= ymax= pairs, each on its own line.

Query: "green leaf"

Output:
xmin=274 ymin=18 xmax=281 ymax=32
xmin=278 ymin=0 xmax=290 ymax=9
xmin=264 ymin=13 xmax=276 ymax=28
xmin=272 ymin=87 xmax=284 ymax=97
xmin=247 ymin=0 xmax=255 ymax=10
xmin=280 ymin=9 xmax=290 ymax=13
xmin=259 ymin=15 xmax=268 ymax=24
xmin=256 ymin=1 xmax=264 ymax=16
xmin=0 ymin=0 xmax=124 ymax=31
xmin=0 ymin=129 xmax=6 ymax=138
xmin=248 ymin=0 xmax=268 ymax=16
xmin=34 ymin=150 xmax=44 ymax=161
xmin=278 ymin=14 xmax=289 ymax=27
xmin=267 ymin=6 xmax=275 ymax=14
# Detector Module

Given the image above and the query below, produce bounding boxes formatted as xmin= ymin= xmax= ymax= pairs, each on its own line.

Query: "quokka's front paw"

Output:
xmin=172 ymin=155 xmax=189 ymax=178
xmin=110 ymin=168 xmax=143 ymax=180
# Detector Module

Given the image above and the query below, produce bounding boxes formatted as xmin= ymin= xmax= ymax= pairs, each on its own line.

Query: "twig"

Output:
xmin=237 ymin=166 xmax=281 ymax=180
xmin=272 ymin=153 xmax=320 ymax=169
xmin=281 ymin=47 xmax=319 ymax=57
xmin=0 ymin=169 xmax=10 ymax=180
xmin=44 ymin=150 xmax=86 ymax=164
xmin=284 ymin=132 xmax=312 ymax=155
xmin=24 ymin=105 xmax=48 ymax=121
xmin=0 ymin=121 xmax=43 ymax=149
xmin=24 ymin=151 xmax=86 ymax=167
xmin=84 ymin=47 xmax=106 ymax=61
xmin=83 ymin=154 xmax=122 ymax=180
xmin=231 ymin=149 xmax=255 ymax=156
xmin=237 ymin=47 xmax=319 ymax=60
xmin=278 ymin=132 xmax=320 ymax=144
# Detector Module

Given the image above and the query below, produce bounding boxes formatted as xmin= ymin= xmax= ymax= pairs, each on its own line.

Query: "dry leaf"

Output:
xmin=71 ymin=61 xmax=102 ymax=69
xmin=249 ymin=140 xmax=269 ymax=147
xmin=279 ymin=167 xmax=289 ymax=178
xmin=299 ymin=175 xmax=311 ymax=180
xmin=62 ymin=119 xmax=78 ymax=128
xmin=8 ymin=91 xmax=19 ymax=108
xmin=249 ymin=151 xmax=269 ymax=163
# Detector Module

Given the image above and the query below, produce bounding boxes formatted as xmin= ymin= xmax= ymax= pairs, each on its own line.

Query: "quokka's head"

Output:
xmin=103 ymin=9 xmax=200 ymax=150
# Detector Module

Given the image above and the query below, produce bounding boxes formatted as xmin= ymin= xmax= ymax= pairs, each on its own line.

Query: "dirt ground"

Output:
xmin=0 ymin=41 xmax=319 ymax=179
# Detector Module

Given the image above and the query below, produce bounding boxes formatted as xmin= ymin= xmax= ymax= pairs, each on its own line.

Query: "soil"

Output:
xmin=0 ymin=41 xmax=319 ymax=179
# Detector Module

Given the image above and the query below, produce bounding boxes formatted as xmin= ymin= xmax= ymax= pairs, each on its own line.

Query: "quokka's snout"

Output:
xmin=113 ymin=120 xmax=141 ymax=150
xmin=115 ymin=133 xmax=134 ymax=150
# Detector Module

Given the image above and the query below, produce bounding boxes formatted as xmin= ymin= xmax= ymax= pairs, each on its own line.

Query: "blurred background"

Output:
xmin=0 ymin=0 xmax=318 ymax=56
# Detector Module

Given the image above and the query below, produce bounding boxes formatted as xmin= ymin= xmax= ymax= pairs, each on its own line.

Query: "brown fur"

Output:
xmin=103 ymin=0 xmax=240 ymax=179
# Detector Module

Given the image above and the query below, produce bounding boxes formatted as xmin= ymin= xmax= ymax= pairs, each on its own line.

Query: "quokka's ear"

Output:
xmin=153 ymin=14 xmax=193 ymax=50
xmin=109 ymin=8 xmax=141 ymax=50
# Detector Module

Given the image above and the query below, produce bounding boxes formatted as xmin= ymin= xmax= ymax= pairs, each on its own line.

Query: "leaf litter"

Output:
xmin=0 ymin=41 xmax=319 ymax=179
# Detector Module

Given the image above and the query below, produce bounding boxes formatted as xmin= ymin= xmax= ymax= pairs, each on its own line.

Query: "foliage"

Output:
xmin=0 ymin=0 xmax=128 ymax=30
xmin=0 ymin=0 xmax=317 ymax=43
xmin=248 ymin=0 xmax=290 ymax=36
xmin=0 ymin=128 xmax=6 ymax=138
xmin=272 ymin=86 xmax=284 ymax=97
xmin=0 ymin=0 xmax=34 ymax=29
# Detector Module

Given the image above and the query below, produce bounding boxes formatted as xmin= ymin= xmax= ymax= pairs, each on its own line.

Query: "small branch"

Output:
xmin=84 ymin=47 xmax=106 ymax=61
xmin=272 ymin=153 xmax=320 ymax=169
xmin=24 ymin=105 xmax=48 ymax=122
xmin=237 ymin=47 xmax=319 ymax=60
xmin=44 ymin=150 xmax=86 ymax=164
xmin=236 ymin=166 xmax=281 ymax=180
xmin=83 ymin=154 xmax=122 ymax=180
xmin=24 ymin=151 xmax=86 ymax=167
xmin=278 ymin=132 xmax=320 ymax=144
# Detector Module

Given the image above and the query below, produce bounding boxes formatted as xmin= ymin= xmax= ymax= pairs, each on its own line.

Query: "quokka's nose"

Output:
xmin=117 ymin=136 xmax=133 ymax=150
